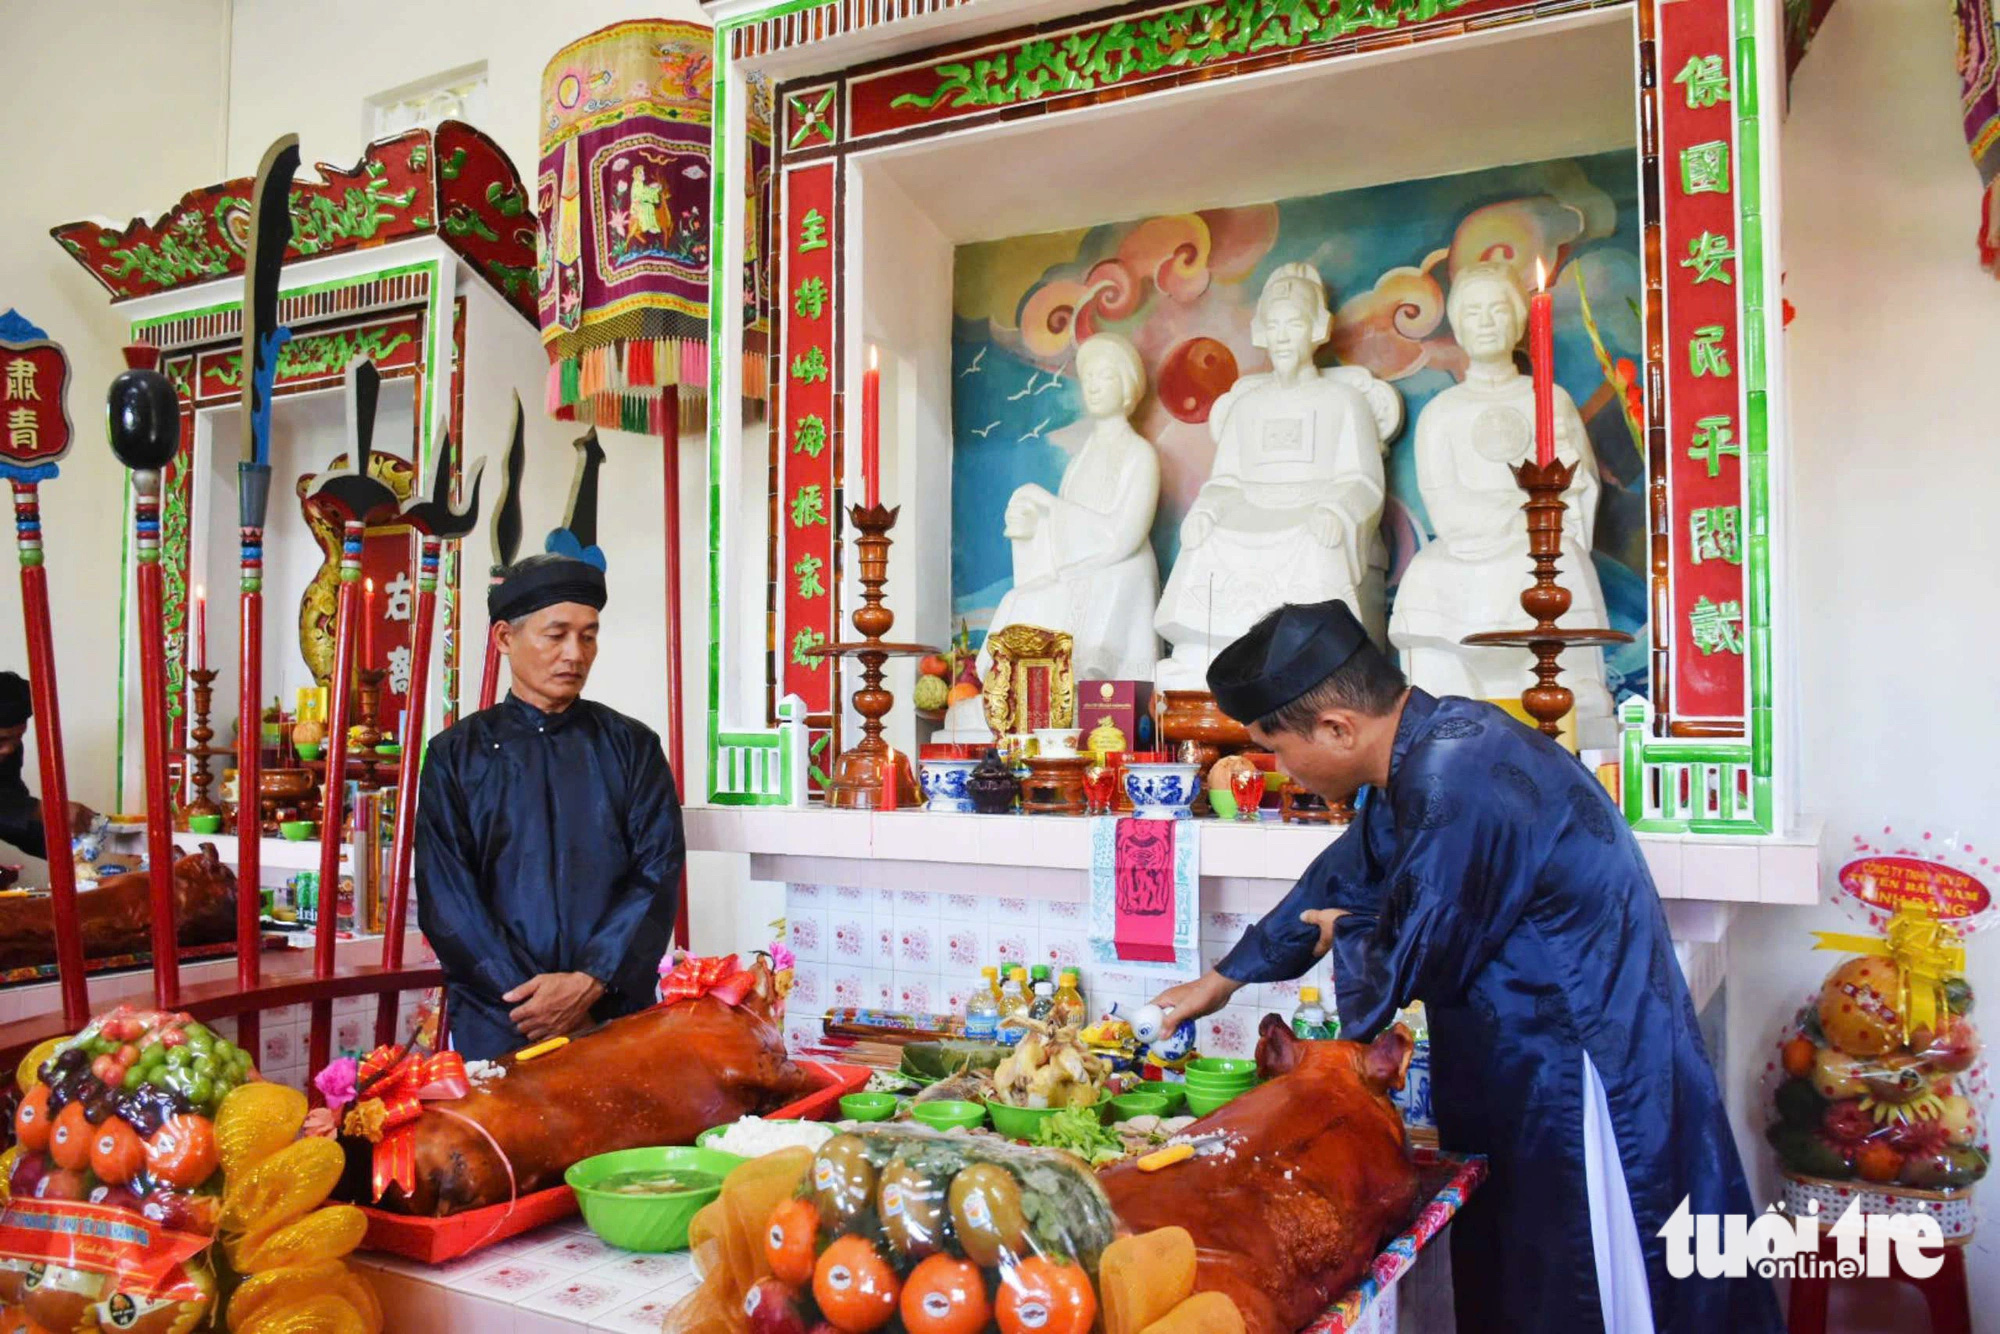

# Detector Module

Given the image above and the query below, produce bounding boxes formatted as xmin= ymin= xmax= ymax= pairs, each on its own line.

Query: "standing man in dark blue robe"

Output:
xmin=1150 ymin=599 xmax=1779 ymax=1334
xmin=417 ymin=554 xmax=683 ymax=1061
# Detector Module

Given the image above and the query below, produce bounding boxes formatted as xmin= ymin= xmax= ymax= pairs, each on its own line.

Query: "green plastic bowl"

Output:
xmin=1206 ymin=790 xmax=1238 ymax=819
xmin=984 ymin=1098 xmax=1109 ymax=1139
xmin=840 ymin=1092 xmax=898 ymax=1122
xmin=565 ymin=1146 xmax=746 ymax=1252
xmin=1184 ymin=1086 xmax=1246 ymax=1118
xmin=909 ymin=1099 xmax=987 ymax=1131
xmin=1136 ymin=1081 xmax=1188 ymax=1113
xmin=279 ymin=820 xmax=316 ymax=841
xmin=1186 ymin=1057 xmax=1256 ymax=1079
xmin=1110 ymin=1092 xmax=1170 ymax=1122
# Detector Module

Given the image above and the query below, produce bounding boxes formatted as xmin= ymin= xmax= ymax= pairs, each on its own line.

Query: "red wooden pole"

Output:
xmin=476 ymin=609 xmax=503 ymax=710
xmin=133 ymin=470 xmax=180 ymax=1009
xmin=661 ymin=388 xmax=690 ymax=950
xmin=309 ymin=520 xmax=363 ymax=1078
xmin=11 ymin=482 xmax=88 ymax=1026
xmin=235 ymin=475 xmax=268 ymax=1061
xmin=375 ymin=534 xmax=437 ymax=1046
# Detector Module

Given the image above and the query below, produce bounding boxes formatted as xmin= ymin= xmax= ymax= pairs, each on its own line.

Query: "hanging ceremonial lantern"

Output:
xmin=536 ymin=19 xmax=773 ymax=434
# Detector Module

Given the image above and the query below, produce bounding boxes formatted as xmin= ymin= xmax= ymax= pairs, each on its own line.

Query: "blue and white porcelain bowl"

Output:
xmin=1123 ymin=762 xmax=1200 ymax=819
xmin=920 ymin=759 xmax=980 ymax=813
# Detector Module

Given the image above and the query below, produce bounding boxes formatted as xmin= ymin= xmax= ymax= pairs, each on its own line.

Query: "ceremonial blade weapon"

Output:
xmin=475 ymin=393 xmax=525 ymax=710
xmin=235 ymin=133 xmax=299 ymax=1056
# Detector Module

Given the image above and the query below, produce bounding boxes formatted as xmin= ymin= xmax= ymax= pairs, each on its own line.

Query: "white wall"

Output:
xmin=0 ymin=0 xmax=229 ymax=835
xmin=1728 ymin=1 xmax=2000 ymax=1325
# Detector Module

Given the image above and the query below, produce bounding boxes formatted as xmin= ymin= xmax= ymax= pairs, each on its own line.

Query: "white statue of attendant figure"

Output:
xmin=1388 ymin=261 xmax=1615 ymax=725
xmin=944 ymin=334 xmax=1161 ymax=738
xmin=1153 ymin=262 xmax=1400 ymax=691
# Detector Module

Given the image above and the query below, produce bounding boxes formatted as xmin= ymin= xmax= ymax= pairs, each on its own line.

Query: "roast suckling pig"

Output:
xmin=374 ymin=960 xmax=817 ymax=1215
xmin=1100 ymin=1018 xmax=1421 ymax=1334
xmin=0 ymin=844 xmax=236 ymax=972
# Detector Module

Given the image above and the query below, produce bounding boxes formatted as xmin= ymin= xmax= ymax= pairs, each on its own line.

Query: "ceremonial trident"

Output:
xmin=373 ymin=422 xmax=482 ymax=1045
xmin=302 ymin=359 xmax=401 ymax=1075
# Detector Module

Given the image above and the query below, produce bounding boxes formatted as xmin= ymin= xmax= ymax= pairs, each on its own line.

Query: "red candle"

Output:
xmin=880 ymin=745 xmax=898 ymax=811
xmin=1529 ymin=258 xmax=1556 ymax=467
xmin=193 ymin=585 xmax=207 ymax=671
xmin=862 ymin=345 xmax=881 ymax=509
xmin=362 ymin=577 xmax=376 ymax=667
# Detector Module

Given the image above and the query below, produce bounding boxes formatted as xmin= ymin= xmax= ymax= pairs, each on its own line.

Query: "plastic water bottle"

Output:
xmin=965 ymin=969 xmax=1001 ymax=1042
xmin=1028 ymin=977 xmax=1056 ymax=1023
xmin=997 ymin=968 xmax=1030 ymax=1046
xmin=1292 ymin=986 xmax=1337 ymax=1040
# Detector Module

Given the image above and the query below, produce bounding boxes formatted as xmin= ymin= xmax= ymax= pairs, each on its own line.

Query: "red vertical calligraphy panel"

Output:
xmin=1660 ymin=0 xmax=1748 ymax=723
xmin=779 ymin=163 xmax=838 ymax=738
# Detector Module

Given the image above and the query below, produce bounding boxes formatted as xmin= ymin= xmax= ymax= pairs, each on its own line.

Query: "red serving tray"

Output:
xmin=358 ymin=1059 xmax=870 ymax=1264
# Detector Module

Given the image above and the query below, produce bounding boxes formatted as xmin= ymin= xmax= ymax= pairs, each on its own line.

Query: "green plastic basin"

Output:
xmin=564 ymin=1146 xmax=746 ymax=1252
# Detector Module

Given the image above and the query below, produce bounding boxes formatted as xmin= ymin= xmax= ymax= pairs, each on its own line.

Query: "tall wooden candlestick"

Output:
xmin=354 ymin=666 xmax=386 ymax=792
xmin=1462 ymin=458 xmax=1633 ymax=738
xmin=181 ymin=667 xmax=222 ymax=819
xmin=822 ymin=504 xmax=935 ymax=809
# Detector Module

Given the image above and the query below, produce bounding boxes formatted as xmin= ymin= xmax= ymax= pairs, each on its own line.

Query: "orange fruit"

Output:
xmin=49 ymin=1101 xmax=93 ymax=1172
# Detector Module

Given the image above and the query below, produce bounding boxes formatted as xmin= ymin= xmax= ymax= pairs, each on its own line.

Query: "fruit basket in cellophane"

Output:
xmin=1763 ymin=828 xmax=1993 ymax=1241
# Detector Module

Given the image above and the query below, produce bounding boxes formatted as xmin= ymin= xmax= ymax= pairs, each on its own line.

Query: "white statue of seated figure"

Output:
xmin=944 ymin=333 xmax=1162 ymax=738
xmin=1388 ymin=261 xmax=1614 ymax=724
xmin=1153 ymin=262 xmax=1400 ymax=691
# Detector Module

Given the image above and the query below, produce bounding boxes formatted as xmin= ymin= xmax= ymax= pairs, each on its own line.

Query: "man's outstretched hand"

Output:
xmin=504 ymin=971 xmax=604 ymax=1044
xmin=1148 ymin=970 xmax=1243 ymax=1029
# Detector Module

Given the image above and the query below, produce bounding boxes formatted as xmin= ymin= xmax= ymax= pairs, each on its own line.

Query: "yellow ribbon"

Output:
xmin=1813 ymin=903 xmax=1967 ymax=1043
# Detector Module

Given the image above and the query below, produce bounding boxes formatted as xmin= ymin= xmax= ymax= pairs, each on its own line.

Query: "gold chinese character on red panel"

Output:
xmin=0 ymin=340 xmax=73 ymax=468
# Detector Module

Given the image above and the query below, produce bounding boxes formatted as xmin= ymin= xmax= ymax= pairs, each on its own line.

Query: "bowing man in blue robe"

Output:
xmin=1150 ymin=599 xmax=1779 ymax=1334
xmin=416 ymin=554 xmax=684 ymax=1061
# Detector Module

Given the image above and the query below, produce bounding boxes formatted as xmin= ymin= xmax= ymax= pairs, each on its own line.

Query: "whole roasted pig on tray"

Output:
xmin=0 ymin=844 xmax=236 ymax=973
xmin=366 ymin=959 xmax=817 ymax=1216
xmin=1100 ymin=1018 xmax=1422 ymax=1334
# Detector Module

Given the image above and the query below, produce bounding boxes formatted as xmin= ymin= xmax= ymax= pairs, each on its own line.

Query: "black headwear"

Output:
xmin=1206 ymin=598 xmax=1371 ymax=724
xmin=0 ymin=672 xmax=30 ymax=729
xmin=488 ymin=556 xmax=608 ymax=624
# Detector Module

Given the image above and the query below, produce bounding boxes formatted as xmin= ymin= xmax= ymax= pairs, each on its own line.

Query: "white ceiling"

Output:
xmin=861 ymin=10 xmax=1640 ymax=246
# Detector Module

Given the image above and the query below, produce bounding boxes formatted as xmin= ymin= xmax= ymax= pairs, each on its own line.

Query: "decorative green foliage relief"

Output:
xmin=888 ymin=0 xmax=1478 ymax=112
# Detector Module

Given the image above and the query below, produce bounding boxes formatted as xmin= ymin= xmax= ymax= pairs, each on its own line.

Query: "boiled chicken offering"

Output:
xmin=373 ymin=961 xmax=817 ymax=1215
xmin=1100 ymin=1018 xmax=1421 ymax=1334
xmin=0 ymin=844 xmax=236 ymax=972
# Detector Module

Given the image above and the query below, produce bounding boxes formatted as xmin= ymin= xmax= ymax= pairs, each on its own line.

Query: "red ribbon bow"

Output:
xmin=352 ymin=1046 xmax=472 ymax=1202
xmin=659 ymin=953 xmax=755 ymax=1007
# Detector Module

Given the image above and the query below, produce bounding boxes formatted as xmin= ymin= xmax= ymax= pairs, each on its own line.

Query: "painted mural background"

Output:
xmin=950 ymin=150 xmax=1650 ymax=701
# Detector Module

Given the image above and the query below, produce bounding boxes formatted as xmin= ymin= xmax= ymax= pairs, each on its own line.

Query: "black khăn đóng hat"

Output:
xmin=1206 ymin=598 xmax=1371 ymax=724
xmin=488 ymin=556 xmax=608 ymax=625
